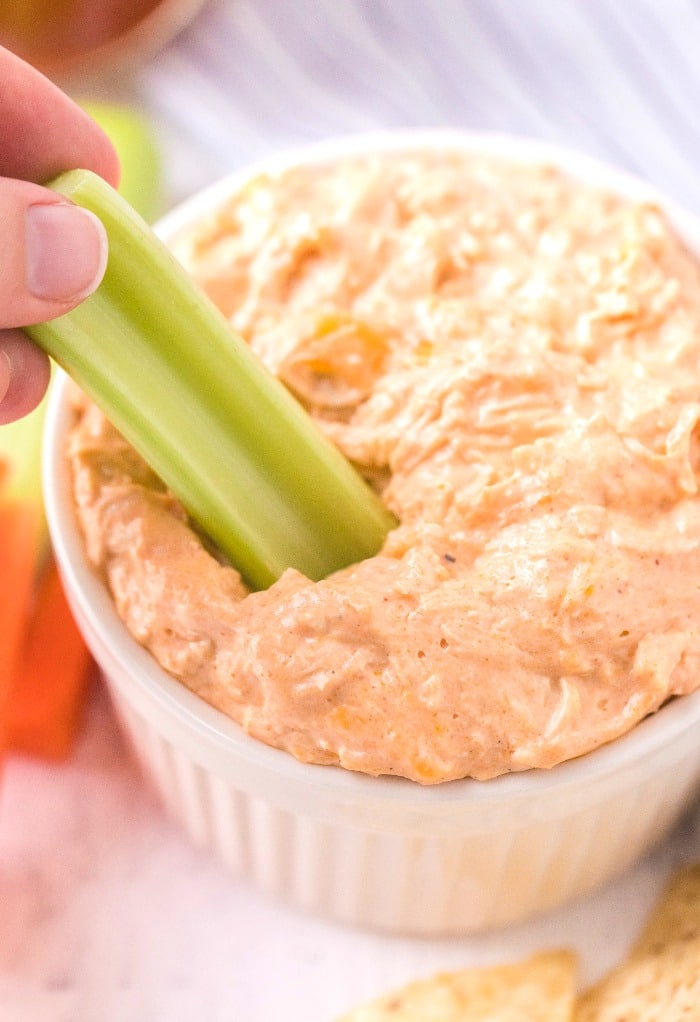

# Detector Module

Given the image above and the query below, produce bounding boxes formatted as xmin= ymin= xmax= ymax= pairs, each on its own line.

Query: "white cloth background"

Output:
xmin=2 ymin=2 xmax=700 ymax=1019
xmin=143 ymin=0 xmax=700 ymax=212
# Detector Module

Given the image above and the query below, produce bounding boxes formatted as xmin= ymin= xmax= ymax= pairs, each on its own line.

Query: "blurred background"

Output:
xmin=3 ymin=0 xmax=700 ymax=211
xmin=2 ymin=3 xmax=700 ymax=1021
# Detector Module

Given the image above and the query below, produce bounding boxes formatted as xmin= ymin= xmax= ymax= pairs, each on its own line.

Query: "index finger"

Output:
xmin=0 ymin=45 xmax=120 ymax=186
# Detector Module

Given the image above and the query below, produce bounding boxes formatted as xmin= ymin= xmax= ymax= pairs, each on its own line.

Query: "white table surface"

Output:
xmin=1 ymin=677 xmax=699 ymax=1022
xmin=3 ymin=2 xmax=700 ymax=1019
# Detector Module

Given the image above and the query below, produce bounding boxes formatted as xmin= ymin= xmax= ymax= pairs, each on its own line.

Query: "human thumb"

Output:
xmin=0 ymin=176 xmax=107 ymax=328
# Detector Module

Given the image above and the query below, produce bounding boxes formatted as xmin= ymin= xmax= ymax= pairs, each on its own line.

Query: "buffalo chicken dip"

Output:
xmin=67 ymin=146 xmax=700 ymax=783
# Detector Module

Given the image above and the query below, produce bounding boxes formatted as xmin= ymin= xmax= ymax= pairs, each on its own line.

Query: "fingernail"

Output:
xmin=26 ymin=202 xmax=108 ymax=302
xmin=0 ymin=351 xmax=10 ymax=405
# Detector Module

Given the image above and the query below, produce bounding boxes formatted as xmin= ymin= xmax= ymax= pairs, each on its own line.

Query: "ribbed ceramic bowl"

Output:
xmin=43 ymin=131 xmax=700 ymax=936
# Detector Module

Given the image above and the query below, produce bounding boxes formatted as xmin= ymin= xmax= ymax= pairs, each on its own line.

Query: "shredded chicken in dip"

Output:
xmin=67 ymin=147 xmax=700 ymax=782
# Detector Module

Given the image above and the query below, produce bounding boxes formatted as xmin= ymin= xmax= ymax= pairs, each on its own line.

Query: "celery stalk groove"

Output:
xmin=26 ymin=170 xmax=396 ymax=590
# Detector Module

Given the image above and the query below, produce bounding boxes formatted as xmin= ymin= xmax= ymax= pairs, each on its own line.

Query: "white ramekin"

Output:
xmin=43 ymin=131 xmax=700 ymax=936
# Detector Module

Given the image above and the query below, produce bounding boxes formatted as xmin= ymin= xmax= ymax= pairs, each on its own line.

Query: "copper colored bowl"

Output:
xmin=0 ymin=0 xmax=208 ymax=82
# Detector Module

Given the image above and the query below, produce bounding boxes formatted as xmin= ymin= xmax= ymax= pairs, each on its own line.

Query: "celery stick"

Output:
xmin=26 ymin=169 xmax=396 ymax=590
xmin=0 ymin=392 xmax=50 ymax=563
xmin=79 ymin=102 xmax=162 ymax=220
xmin=0 ymin=393 xmax=47 ymax=501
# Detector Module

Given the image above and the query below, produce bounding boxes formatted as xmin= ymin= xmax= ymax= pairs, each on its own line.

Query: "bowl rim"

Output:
xmin=154 ymin=127 xmax=694 ymax=245
xmin=44 ymin=127 xmax=700 ymax=811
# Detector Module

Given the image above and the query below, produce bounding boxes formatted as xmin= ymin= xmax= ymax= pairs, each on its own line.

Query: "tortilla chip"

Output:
xmin=631 ymin=862 xmax=700 ymax=955
xmin=575 ymin=939 xmax=700 ymax=1021
xmin=575 ymin=862 xmax=700 ymax=1021
xmin=336 ymin=950 xmax=577 ymax=1021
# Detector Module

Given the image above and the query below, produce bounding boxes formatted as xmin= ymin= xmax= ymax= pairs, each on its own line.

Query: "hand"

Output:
xmin=0 ymin=45 xmax=120 ymax=424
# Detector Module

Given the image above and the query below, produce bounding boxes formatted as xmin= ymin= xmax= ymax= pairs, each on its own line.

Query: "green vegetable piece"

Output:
xmin=26 ymin=169 xmax=396 ymax=590
xmin=78 ymin=101 xmax=162 ymax=221
xmin=0 ymin=394 xmax=46 ymax=502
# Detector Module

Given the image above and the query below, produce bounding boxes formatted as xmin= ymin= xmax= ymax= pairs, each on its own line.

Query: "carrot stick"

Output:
xmin=0 ymin=498 xmax=43 ymax=758
xmin=7 ymin=553 xmax=94 ymax=759
xmin=1 ymin=400 xmax=92 ymax=761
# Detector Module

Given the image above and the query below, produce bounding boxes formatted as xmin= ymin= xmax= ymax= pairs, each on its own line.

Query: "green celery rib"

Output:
xmin=26 ymin=169 xmax=396 ymax=590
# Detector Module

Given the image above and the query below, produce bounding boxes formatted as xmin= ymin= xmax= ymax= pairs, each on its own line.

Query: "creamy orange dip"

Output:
xmin=67 ymin=148 xmax=700 ymax=783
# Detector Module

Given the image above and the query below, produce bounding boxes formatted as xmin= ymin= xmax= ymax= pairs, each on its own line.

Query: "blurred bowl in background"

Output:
xmin=0 ymin=0 xmax=209 ymax=83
